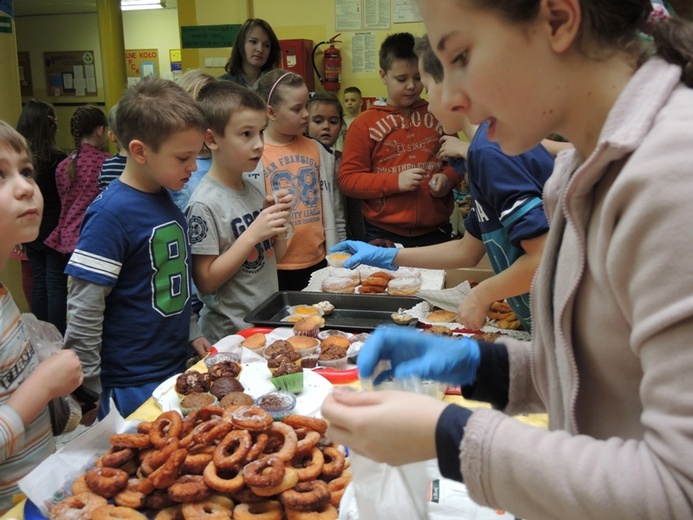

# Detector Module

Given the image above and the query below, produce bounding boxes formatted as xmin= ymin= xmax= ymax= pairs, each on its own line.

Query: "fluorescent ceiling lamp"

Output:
xmin=121 ymin=0 xmax=165 ymax=10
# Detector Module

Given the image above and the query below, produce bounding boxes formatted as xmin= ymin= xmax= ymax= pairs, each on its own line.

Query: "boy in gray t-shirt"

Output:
xmin=186 ymin=81 xmax=292 ymax=342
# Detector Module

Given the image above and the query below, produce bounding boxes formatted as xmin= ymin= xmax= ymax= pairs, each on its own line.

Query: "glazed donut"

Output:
xmin=197 ymin=405 xmax=225 ymax=421
xmin=213 ymin=429 xmax=252 ymax=470
xmin=192 ymin=419 xmax=224 ymax=445
xmin=261 ymin=422 xmax=298 ymax=462
xmin=70 ymin=474 xmax=91 ymax=495
xmin=282 ymin=415 xmax=328 ymax=436
xmin=231 ymin=406 xmax=274 ymax=431
xmin=181 ymin=494 xmax=234 ymax=520
xmin=243 ymin=455 xmax=285 ymax=488
xmin=194 ymin=419 xmax=233 ymax=445
xmin=284 ymin=504 xmax=339 ymax=520
xmin=85 ymin=467 xmax=130 ymax=498
xmin=91 ymin=504 xmax=147 ymax=520
xmin=110 ymin=433 xmax=152 ymax=450
xmin=320 ymin=447 xmax=345 ymax=479
xmin=233 ymin=500 xmax=283 ymax=520
xmin=150 ymin=411 xmax=183 ymax=448
xmin=250 ymin=467 xmax=299 ymax=497
xmin=141 ymin=437 xmax=181 ymax=475
xmin=244 ymin=432 xmax=269 ymax=463
xmin=202 ymin=461 xmax=245 ymax=494
xmin=49 ymin=492 xmax=108 ymax=520
xmin=387 ymin=277 xmax=422 ymax=296
xmin=167 ymin=474 xmax=212 ymax=503
xmin=280 ymin=480 xmax=331 ymax=512
xmin=292 ymin=447 xmax=324 ymax=482
xmin=100 ymin=447 xmax=137 ymax=468
xmin=149 ymin=448 xmax=187 ymax=489
xmin=327 ymin=475 xmax=350 ymax=507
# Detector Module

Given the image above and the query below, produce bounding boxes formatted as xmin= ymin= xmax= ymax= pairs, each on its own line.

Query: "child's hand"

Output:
xmin=248 ymin=203 xmax=292 ymax=242
xmin=34 ymin=350 xmax=84 ymax=401
xmin=438 ymin=135 xmax=470 ymax=160
xmin=428 ymin=173 xmax=450 ymax=197
xmin=398 ymin=168 xmax=427 ymax=191
xmin=456 ymin=290 xmax=489 ymax=331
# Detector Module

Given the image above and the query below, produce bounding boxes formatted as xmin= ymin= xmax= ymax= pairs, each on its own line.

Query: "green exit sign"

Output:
xmin=181 ymin=24 xmax=240 ymax=49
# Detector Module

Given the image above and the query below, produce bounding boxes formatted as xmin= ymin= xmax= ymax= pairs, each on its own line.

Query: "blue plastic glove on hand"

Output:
xmin=357 ymin=326 xmax=481 ymax=387
xmin=329 ymin=240 xmax=399 ymax=270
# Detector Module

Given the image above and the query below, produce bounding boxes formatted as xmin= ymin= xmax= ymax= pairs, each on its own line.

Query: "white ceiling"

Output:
xmin=14 ymin=0 xmax=177 ymax=17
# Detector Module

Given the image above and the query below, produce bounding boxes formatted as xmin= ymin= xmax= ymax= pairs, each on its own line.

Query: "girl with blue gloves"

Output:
xmin=322 ymin=1 xmax=693 ymax=519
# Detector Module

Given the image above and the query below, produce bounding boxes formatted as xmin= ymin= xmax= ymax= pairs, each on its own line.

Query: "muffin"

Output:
xmin=320 ymin=335 xmax=350 ymax=350
xmin=300 ymin=355 xmax=319 ymax=368
xmin=255 ymin=391 xmax=297 ymax=420
xmin=210 ymin=376 xmax=245 ymax=400
xmin=179 ymin=392 xmax=217 ymax=416
xmin=208 ymin=360 xmax=242 ymax=380
xmin=220 ymin=391 xmax=255 ymax=408
xmin=175 ymin=370 xmax=211 ymax=396
xmin=241 ymin=333 xmax=267 ymax=356
xmin=267 ymin=350 xmax=302 ymax=374
xmin=318 ymin=344 xmax=348 ymax=370
xmin=264 ymin=340 xmax=294 ymax=360
xmin=270 ymin=363 xmax=304 ymax=393
xmin=293 ymin=315 xmax=324 ymax=338
xmin=286 ymin=335 xmax=320 ymax=357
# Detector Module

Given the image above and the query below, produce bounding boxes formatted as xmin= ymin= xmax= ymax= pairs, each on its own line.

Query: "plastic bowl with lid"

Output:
xmin=254 ymin=390 xmax=297 ymax=420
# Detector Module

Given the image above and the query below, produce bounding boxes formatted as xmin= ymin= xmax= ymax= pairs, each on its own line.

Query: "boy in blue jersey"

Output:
xmin=331 ymin=36 xmax=555 ymax=332
xmin=63 ymin=77 xmax=212 ymax=419
xmin=186 ymin=81 xmax=291 ymax=342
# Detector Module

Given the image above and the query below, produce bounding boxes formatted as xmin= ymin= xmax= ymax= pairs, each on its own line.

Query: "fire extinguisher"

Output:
xmin=313 ymin=34 xmax=342 ymax=91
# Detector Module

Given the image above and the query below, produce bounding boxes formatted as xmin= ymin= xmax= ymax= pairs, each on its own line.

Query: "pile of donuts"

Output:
xmin=321 ymin=266 xmax=422 ymax=296
xmin=486 ymin=301 xmax=522 ymax=330
xmin=48 ymin=406 xmax=350 ymax=520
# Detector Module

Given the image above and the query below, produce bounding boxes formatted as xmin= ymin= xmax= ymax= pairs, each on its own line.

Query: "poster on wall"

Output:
xmin=351 ymin=32 xmax=377 ymax=73
xmin=393 ymin=0 xmax=422 ymax=23
xmin=44 ymin=51 xmax=97 ymax=97
xmin=17 ymin=52 xmax=33 ymax=97
xmin=125 ymin=49 xmax=159 ymax=86
xmin=364 ymin=0 xmax=391 ymax=29
xmin=336 ymin=0 xmax=362 ymax=31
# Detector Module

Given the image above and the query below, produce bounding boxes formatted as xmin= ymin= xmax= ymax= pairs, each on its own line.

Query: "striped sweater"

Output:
xmin=0 ymin=285 xmax=54 ymax=514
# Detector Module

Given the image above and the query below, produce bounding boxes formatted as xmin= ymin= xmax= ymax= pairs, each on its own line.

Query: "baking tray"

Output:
xmin=245 ymin=291 xmax=421 ymax=332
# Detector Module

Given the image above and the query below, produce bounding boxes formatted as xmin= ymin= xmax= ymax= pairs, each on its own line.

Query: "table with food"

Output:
xmin=7 ymin=265 xmax=545 ymax=520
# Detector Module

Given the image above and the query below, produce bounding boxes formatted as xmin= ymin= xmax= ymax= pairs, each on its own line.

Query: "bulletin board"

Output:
xmin=43 ymin=50 xmax=97 ymax=97
xmin=17 ymin=51 xmax=33 ymax=97
xmin=125 ymin=49 xmax=160 ymax=85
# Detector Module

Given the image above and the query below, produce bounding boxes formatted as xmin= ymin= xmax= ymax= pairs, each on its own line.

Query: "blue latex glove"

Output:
xmin=329 ymin=240 xmax=399 ymax=270
xmin=358 ymin=326 xmax=481 ymax=387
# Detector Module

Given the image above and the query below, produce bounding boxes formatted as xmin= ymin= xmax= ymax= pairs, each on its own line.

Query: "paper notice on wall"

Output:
xmin=336 ymin=0 xmax=362 ymax=31
xmin=351 ymin=32 xmax=377 ymax=73
xmin=364 ymin=0 xmax=390 ymax=29
xmin=394 ymin=0 xmax=422 ymax=23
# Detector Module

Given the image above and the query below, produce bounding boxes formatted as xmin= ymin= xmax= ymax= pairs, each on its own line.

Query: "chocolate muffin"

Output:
xmin=210 ymin=376 xmax=245 ymax=399
xmin=273 ymin=363 xmax=303 ymax=377
xmin=267 ymin=350 xmax=301 ymax=370
xmin=319 ymin=344 xmax=348 ymax=361
xmin=264 ymin=340 xmax=294 ymax=359
xmin=175 ymin=370 xmax=211 ymax=395
xmin=208 ymin=360 xmax=242 ymax=380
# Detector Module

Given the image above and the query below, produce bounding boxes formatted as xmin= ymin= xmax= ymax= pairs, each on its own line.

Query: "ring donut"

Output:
xmin=292 ymin=447 xmax=324 ymax=482
xmin=110 ymin=433 xmax=152 ymax=450
xmin=284 ymin=504 xmax=339 ymax=520
xmin=149 ymin=448 xmax=187 ymax=489
xmin=244 ymin=432 xmax=269 ymax=463
xmin=167 ymin=474 xmax=212 ymax=503
xmin=233 ymin=500 xmax=283 ymax=520
xmin=149 ymin=411 xmax=183 ymax=448
xmin=279 ymin=480 xmax=331 ymax=512
xmin=231 ymin=406 xmax=274 ymax=431
xmin=320 ymin=446 xmax=345 ymax=479
xmin=91 ymin=504 xmax=147 ymax=520
xmin=202 ymin=461 xmax=246 ymax=494
xmin=213 ymin=429 xmax=252 ymax=470
xmin=261 ymin=422 xmax=298 ymax=462
xmin=85 ymin=467 xmax=130 ymax=498
xmin=49 ymin=492 xmax=108 ymax=520
xmin=181 ymin=494 xmax=234 ymax=520
xmin=249 ymin=467 xmax=299 ymax=497
xmin=327 ymin=475 xmax=350 ymax=507
xmin=99 ymin=447 xmax=137 ymax=468
xmin=243 ymin=455 xmax=285 ymax=488
xmin=282 ymin=415 xmax=328 ymax=436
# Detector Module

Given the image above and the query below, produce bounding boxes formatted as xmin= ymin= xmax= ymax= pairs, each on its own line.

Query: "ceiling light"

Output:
xmin=121 ymin=0 xmax=165 ymax=11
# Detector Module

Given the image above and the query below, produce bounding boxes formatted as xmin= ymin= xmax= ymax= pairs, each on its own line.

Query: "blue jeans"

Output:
xmin=98 ymin=381 xmax=162 ymax=420
xmin=24 ymin=243 xmax=69 ymax=334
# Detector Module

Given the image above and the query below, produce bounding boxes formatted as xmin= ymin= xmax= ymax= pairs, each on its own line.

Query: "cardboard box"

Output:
xmin=444 ymin=256 xmax=494 ymax=288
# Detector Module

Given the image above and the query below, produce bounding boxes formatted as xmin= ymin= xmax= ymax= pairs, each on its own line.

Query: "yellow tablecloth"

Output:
xmin=2 ymin=361 xmax=547 ymax=520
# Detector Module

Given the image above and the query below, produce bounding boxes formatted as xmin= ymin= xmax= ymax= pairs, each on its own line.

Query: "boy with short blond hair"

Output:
xmin=186 ymin=80 xmax=291 ymax=342
xmin=64 ymin=77 xmax=211 ymax=418
xmin=338 ymin=32 xmax=459 ymax=247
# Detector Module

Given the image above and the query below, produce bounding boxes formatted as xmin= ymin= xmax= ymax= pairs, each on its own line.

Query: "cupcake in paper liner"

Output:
xmin=287 ymin=335 xmax=320 ymax=357
xmin=263 ymin=340 xmax=294 ymax=360
xmin=270 ymin=363 xmax=304 ymax=394
xmin=318 ymin=344 xmax=348 ymax=370
xmin=267 ymin=350 xmax=302 ymax=375
xmin=293 ymin=315 xmax=324 ymax=338
xmin=175 ymin=370 xmax=211 ymax=398
xmin=179 ymin=392 xmax=217 ymax=416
